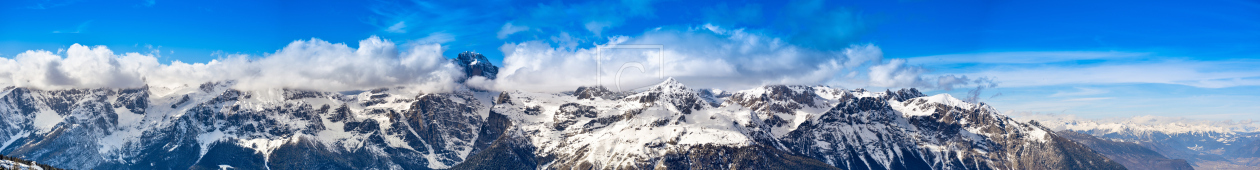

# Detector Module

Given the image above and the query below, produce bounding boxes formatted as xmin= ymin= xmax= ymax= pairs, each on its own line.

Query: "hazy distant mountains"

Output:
xmin=1030 ymin=114 xmax=1260 ymax=169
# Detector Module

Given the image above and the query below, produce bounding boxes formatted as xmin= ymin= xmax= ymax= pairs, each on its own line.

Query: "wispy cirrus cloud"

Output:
xmin=504 ymin=0 xmax=660 ymax=39
xmin=24 ymin=0 xmax=80 ymax=9
xmin=496 ymin=22 xmax=529 ymax=39
xmin=139 ymin=0 xmax=155 ymax=7
xmin=970 ymin=59 xmax=1260 ymax=88
xmin=1061 ymin=97 xmax=1114 ymax=102
xmin=51 ymin=20 xmax=92 ymax=34
xmin=366 ymin=0 xmax=500 ymax=45
xmin=909 ymin=50 xmax=1260 ymax=88
xmin=1049 ymin=87 xmax=1109 ymax=97
xmin=906 ymin=51 xmax=1149 ymax=65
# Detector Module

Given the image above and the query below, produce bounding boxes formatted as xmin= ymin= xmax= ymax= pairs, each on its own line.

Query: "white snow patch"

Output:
xmin=383 ymin=134 xmax=414 ymax=150
xmin=1026 ymin=127 xmax=1049 ymax=143
xmin=921 ymin=94 xmax=970 ymax=107
xmin=98 ymin=107 xmax=149 ymax=155
xmin=239 ymin=136 xmax=299 ymax=166
xmin=197 ymin=130 xmax=228 ymax=157
xmin=2 ymin=131 xmax=29 ymax=151
xmin=32 ymin=110 xmax=63 ymax=132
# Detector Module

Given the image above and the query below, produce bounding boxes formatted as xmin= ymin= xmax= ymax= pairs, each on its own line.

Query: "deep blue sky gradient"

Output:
xmin=3 ymin=0 xmax=1256 ymax=63
xmin=3 ymin=0 xmax=1259 ymax=120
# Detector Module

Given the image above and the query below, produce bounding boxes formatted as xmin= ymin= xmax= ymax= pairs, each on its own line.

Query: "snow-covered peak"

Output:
xmin=621 ymin=78 xmax=708 ymax=112
xmin=920 ymin=93 xmax=970 ymax=107
xmin=728 ymin=85 xmax=824 ymax=113
xmin=646 ymin=77 xmax=685 ymax=93
xmin=454 ymin=51 xmax=499 ymax=80
xmin=734 ymin=84 xmax=812 ymax=97
xmin=890 ymin=93 xmax=997 ymax=119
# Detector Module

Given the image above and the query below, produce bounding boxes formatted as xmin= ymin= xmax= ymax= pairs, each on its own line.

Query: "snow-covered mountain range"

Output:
xmin=0 ymin=52 xmax=1127 ymax=170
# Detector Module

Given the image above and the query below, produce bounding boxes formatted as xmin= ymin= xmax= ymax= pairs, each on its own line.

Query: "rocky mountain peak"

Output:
xmin=574 ymin=86 xmax=618 ymax=100
xmin=454 ymin=51 xmax=499 ymax=80
xmin=729 ymin=85 xmax=821 ymax=114
xmin=622 ymin=78 xmax=707 ymax=113
xmin=647 ymin=77 xmax=686 ymax=93
xmin=889 ymin=88 xmax=925 ymax=102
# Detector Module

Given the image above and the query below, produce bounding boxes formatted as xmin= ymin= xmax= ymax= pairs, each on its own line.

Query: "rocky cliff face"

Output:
xmin=0 ymin=78 xmax=1124 ymax=170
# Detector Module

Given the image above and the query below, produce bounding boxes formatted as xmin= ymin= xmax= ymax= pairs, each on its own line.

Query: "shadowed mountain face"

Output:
xmin=1057 ymin=130 xmax=1194 ymax=170
xmin=0 ymin=78 xmax=1124 ymax=170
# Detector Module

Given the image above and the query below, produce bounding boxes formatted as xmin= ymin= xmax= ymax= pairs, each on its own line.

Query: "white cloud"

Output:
xmin=496 ymin=22 xmax=529 ymax=39
xmin=415 ymin=32 xmax=455 ymax=44
xmin=868 ymin=59 xmax=927 ymax=88
xmin=228 ymin=36 xmax=461 ymax=91
xmin=0 ymin=45 xmax=148 ymax=89
xmin=0 ymin=36 xmax=462 ymax=92
xmin=842 ymin=44 xmax=882 ymax=68
xmin=866 ymin=59 xmax=993 ymax=92
xmin=583 ymin=21 xmax=613 ymax=36
xmin=386 ymin=21 xmax=407 ymax=33
xmin=483 ymin=25 xmax=972 ymax=92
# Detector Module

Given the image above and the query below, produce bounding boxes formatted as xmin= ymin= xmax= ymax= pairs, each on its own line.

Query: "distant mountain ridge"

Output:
xmin=1055 ymin=130 xmax=1193 ymax=170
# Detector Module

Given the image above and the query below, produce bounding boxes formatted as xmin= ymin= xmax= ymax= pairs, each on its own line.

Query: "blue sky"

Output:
xmin=2 ymin=0 xmax=1259 ymax=120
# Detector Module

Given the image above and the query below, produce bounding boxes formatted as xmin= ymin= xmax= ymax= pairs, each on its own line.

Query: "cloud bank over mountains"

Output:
xmin=483 ymin=25 xmax=984 ymax=92
xmin=0 ymin=36 xmax=463 ymax=92
xmin=0 ymin=26 xmax=983 ymax=93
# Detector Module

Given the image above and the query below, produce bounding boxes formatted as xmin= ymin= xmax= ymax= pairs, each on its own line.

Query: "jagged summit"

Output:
xmin=577 ymin=85 xmax=624 ymax=100
xmin=453 ymin=51 xmax=499 ymax=80
xmin=621 ymin=78 xmax=708 ymax=112
xmin=729 ymin=85 xmax=823 ymax=114
xmin=888 ymin=88 xmax=925 ymax=102
xmin=645 ymin=77 xmax=687 ymax=93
